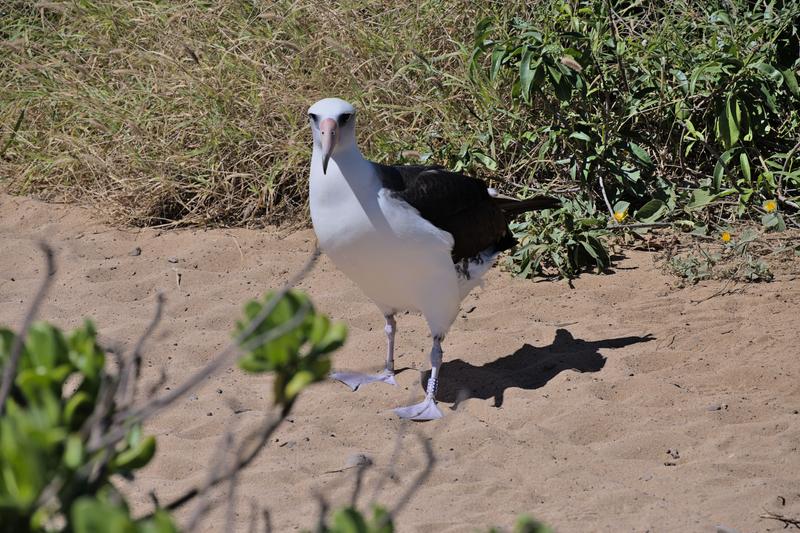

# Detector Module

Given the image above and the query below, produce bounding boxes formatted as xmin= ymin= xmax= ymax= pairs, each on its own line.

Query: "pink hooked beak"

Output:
xmin=319 ymin=118 xmax=337 ymax=174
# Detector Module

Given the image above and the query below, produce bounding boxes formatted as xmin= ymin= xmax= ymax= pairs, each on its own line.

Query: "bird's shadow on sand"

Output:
xmin=424 ymin=328 xmax=654 ymax=408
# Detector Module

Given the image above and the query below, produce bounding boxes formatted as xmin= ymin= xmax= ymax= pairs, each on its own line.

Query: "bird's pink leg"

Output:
xmin=393 ymin=335 xmax=444 ymax=421
xmin=331 ymin=314 xmax=398 ymax=391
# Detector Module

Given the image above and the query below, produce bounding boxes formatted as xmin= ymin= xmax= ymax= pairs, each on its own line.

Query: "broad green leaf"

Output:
xmin=782 ymin=69 xmax=799 ymax=96
xmin=683 ymin=119 xmax=704 ymax=141
xmin=316 ymin=322 xmax=348 ymax=354
xmin=71 ymin=497 xmax=135 ymax=533
xmin=368 ymin=506 xmax=393 ymax=533
xmin=687 ymin=189 xmax=715 ymax=209
xmin=586 ymin=235 xmax=610 ymax=268
xmin=308 ymin=314 xmax=330 ymax=345
xmin=112 ymin=436 xmax=156 ymax=471
xmin=472 ymin=151 xmax=498 ymax=171
xmin=579 ymin=239 xmax=602 ymax=263
xmin=25 ymin=322 xmax=68 ymax=370
xmin=64 ymin=434 xmax=84 ymax=469
xmin=739 ymin=152 xmax=751 ymax=182
xmin=753 ymin=62 xmax=783 ymax=82
xmin=636 ymin=200 xmax=667 ymax=222
xmin=473 ymin=17 xmax=493 ymax=46
xmin=238 ymin=354 xmax=271 ymax=373
xmin=64 ymin=391 xmax=93 ymax=427
xmin=127 ymin=424 xmax=143 ymax=448
xmin=332 ymin=507 xmax=368 ymax=533
xmin=519 ymin=46 xmax=534 ymax=100
xmin=713 ymin=150 xmax=734 ymax=190
xmin=284 ymin=370 xmax=315 ymax=400
xmin=717 ymin=95 xmax=740 ymax=149
xmin=137 ymin=510 xmax=180 ymax=533
xmin=490 ymin=47 xmax=505 ymax=81
xmin=68 ymin=320 xmax=104 ymax=381
xmin=568 ymin=131 xmax=591 ymax=142
xmin=761 ymin=212 xmax=786 ymax=231
xmin=629 ymin=142 xmax=652 ymax=166
xmin=612 ymin=199 xmax=629 ymax=210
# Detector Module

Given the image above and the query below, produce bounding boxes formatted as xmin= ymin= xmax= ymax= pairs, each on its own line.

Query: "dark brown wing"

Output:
xmin=375 ymin=164 xmax=558 ymax=262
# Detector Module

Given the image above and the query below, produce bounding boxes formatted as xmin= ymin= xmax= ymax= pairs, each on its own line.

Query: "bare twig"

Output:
xmin=597 ymin=175 xmax=617 ymax=225
xmin=225 ymin=445 xmax=241 ymax=533
xmin=95 ymin=247 xmax=320 ymax=453
xmin=83 ymin=362 xmax=120 ymax=446
xmin=246 ymin=500 xmax=260 ymax=533
xmin=145 ymin=367 xmax=168 ymax=398
xmin=349 ymin=458 xmax=372 ymax=508
xmin=263 ymin=508 xmax=272 ymax=533
xmin=312 ymin=492 xmax=329 ymax=533
xmin=781 ymin=138 xmax=800 ymax=174
xmin=161 ymin=401 xmax=295 ymax=514
xmin=370 ymin=420 xmax=411 ymax=504
xmin=607 ymin=222 xmax=673 ymax=230
xmin=777 ymin=194 xmax=800 ymax=212
xmin=185 ymin=427 xmax=236 ymax=531
xmin=118 ymin=292 xmax=166 ymax=410
xmin=760 ymin=510 xmax=800 ymax=529
xmin=0 ymin=242 xmax=55 ymax=415
xmin=389 ymin=434 xmax=436 ymax=519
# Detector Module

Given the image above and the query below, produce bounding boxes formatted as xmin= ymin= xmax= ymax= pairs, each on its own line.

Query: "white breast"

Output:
xmin=309 ymin=154 xmax=462 ymax=335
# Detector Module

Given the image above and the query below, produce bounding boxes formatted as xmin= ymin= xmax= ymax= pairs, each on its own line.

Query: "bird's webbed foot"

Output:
xmin=393 ymin=395 xmax=443 ymax=421
xmin=331 ymin=369 xmax=397 ymax=391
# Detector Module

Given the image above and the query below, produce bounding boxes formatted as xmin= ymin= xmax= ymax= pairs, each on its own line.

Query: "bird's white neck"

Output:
xmin=310 ymin=143 xmax=380 ymax=223
xmin=310 ymin=143 xmax=370 ymax=184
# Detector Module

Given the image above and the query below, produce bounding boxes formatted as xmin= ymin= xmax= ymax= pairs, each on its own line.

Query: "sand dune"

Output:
xmin=2 ymin=193 xmax=799 ymax=532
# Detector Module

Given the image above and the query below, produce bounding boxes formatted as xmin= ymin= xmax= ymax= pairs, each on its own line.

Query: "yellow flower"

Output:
xmin=763 ymin=199 xmax=777 ymax=213
xmin=721 ymin=231 xmax=732 ymax=242
xmin=613 ymin=210 xmax=627 ymax=223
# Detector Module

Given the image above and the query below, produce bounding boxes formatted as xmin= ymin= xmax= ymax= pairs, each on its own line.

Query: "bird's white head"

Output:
xmin=308 ymin=97 xmax=357 ymax=175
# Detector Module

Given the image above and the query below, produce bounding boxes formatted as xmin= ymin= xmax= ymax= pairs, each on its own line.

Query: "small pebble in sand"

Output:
xmin=706 ymin=403 xmax=728 ymax=411
xmin=129 ymin=247 xmax=141 ymax=256
xmin=666 ymin=448 xmax=680 ymax=459
xmin=168 ymin=257 xmax=178 ymax=263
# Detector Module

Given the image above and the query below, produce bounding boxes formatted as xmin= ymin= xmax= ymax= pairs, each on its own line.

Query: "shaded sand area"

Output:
xmin=2 ymin=193 xmax=799 ymax=532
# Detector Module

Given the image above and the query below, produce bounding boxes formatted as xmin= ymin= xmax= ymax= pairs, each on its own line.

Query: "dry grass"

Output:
xmin=1 ymin=0 xmax=508 ymax=227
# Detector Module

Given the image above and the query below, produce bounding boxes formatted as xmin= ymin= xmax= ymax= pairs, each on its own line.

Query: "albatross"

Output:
xmin=308 ymin=97 xmax=559 ymax=420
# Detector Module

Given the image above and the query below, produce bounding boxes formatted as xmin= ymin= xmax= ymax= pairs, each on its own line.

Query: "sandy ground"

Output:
xmin=2 ymin=193 xmax=799 ymax=532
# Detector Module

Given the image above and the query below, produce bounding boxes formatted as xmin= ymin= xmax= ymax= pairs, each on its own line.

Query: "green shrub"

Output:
xmin=469 ymin=0 xmax=799 ymax=275
xmin=0 ymin=320 xmax=173 ymax=532
xmin=0 ymin=284 xmax=345 ymax=532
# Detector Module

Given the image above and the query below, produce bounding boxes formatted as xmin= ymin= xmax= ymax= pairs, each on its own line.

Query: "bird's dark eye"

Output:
xmin=338 ymin=113 xmax=352 ymax=127
xmin=308 ymin=113 xmax=319 ymax=123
